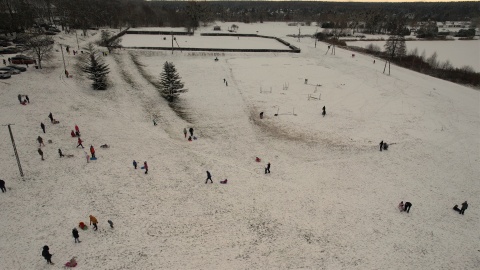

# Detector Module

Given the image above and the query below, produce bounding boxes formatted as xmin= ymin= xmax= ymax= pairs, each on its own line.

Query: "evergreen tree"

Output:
xmin=159 ymin=61 xmax=186 ymax=102
xmin=81 ymin=44 xmax=110 ymax=90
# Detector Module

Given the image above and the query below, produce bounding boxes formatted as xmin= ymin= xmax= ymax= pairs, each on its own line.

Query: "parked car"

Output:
xmin=0 ymin=70 xmax=11 ymax=79
xmin=0 ymin=47 xmax=19 ymax=54
xmin=11 ymin=55 xmax=35 ymax=65
xmin=8 ymin=65 xmax=27 ymax=72
xmin=0 ymin=67 xmax=20 ymax=75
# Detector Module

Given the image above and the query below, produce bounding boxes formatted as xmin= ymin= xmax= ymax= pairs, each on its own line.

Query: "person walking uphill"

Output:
xmin=38 ymin=148 xmax=44 ymax=160
xmin=89 ymin=215 xmax=98 ymax=231
xmin=189 ymin=127 xmax=194 ymax=137
xmin=72 ymin=228 xmax=81 ymax=243
xmin=42 ymin=245 xmax=54 ymax=265
xmin=205 ymin=171 xmax=213 ymax=184
xmin=144 ymin=161 xmax=148 ymax=174
xmin=48 ymin=112 xmax=53 ymax=123
xmin=379 ymin=140 xmax=384 ymax=151
xmin=0 ymin=179 xmax=6 ymax=193
xmin=41 ymin=122 xmax=45 ymax=133
xmin=37 ymin=136 xmax=45 ymax=147
xmin=133 ymin=160 xmax=137 ymax=169
xmin=404 ymin=202 xmax=412 ymax=213
xmin=460 ymin=201 xmax=468 ymax=215
xmin=265 ymin=162 xmax=271 ymax=174
xmin=90 ymin=145 xmax=95 ymax=158
xmin=77 ymin=138 xmax=84 ymax=148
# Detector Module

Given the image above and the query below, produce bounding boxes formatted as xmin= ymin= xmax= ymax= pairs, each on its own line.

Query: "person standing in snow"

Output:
xmin=144 ymin=161 xmax=148 ymax=174
xmin=37 ymin=136 xmax=45 ymax=147
xmin=398 ymin=201 xmax=404 ymax=212
xmin=0 ymin=179 xmax=6 ymax=193
xmin=77 ymin=138 xmax=84 ymax=148
xmin=189 ymin=127 xmax=194 ymax=137
xmin=48 ymin=112 xmax=53 ymax=123
xmin=90 ymin=145 xmax=95 ymax=158
xmin=72 ymin=228 xmax=80 ymax=243
xmin=322 ymin=106 xmax=326 ymax=117
xmin=265 ymin=162 xmax=271 ymax=174
xmin=379 ymin=141 xmax=384 ymax=152
xmin=25 ymin=95 xmax=29 ymax=103
xmin=58 ymin=149 xmax=64 ymax=158
xmin=38 ymin=148 xmax=44 ymax=160
xmin=205 ymin=171 xmax=213 ymax=184
xmin=75 ymin=125 xmax=80 ymax=134
xmin=42 ymin=245 xmax=54 ymax=265
xmin=183 ymin=128 xmax=187 ymax=138
xmin=17 ymin=94 xmax=22 ymax=104
xmin=153 ymin=119 xmax=157 ymax=126
xmin=460 ymin=201 xmax=468 ymax=215
xmin=133 ymin=160 xmax=137 ymax=169
xmin=404 ymin=202 xmax=412 ymax=213
xmin=260 ymin=112 xmax=264 ymax=119
xmin=89 ymin=215 xmax=98 ymax=231
xmin=40 ymin=122 xmax=45 ymax=133
xmin=108 ymin=220 xmax=114 ymax=228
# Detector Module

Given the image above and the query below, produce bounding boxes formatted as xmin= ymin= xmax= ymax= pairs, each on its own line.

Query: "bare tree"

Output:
xmin=24 ymin=34 xmax=54 ymax=69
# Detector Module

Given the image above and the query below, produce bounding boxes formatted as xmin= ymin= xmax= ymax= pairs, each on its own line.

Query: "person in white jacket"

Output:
xmin=398 ymin=201 xmax=404 ymax=212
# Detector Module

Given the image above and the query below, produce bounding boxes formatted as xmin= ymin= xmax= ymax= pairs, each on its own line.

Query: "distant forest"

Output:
xmin=1 ymin=1 xmax=479 ymax=34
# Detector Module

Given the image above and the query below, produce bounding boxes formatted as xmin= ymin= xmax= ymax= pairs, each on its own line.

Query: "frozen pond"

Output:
xmin=346 ymin=40 xmax=480 ymax=72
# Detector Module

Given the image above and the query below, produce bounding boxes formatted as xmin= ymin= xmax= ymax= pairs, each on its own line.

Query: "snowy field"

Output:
xmin=121 ymin=34 xmax=289 ymax=50
xmin=0 ymin=22 xmax=479 ymax=269
xmin=346 ymin=39 xmax=480 ymax=72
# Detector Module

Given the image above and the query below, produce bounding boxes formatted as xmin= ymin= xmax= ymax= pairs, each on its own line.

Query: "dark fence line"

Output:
xmin=126 ymin=30 xmax=193 ymax=36
xmin=119 ymin=46 xmax=299 ymax=53
xmin=108 ymin=27 xmax=130 ymax=44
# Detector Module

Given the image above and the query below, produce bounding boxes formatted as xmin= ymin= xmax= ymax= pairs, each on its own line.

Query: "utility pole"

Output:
xmin=171 ymin=31 xmax=174 ymax=55
xmin=59 ymin=44 xmax=66 ymax=73
xmin=3 ymin=124 xmax=24 ymax=178
xmin=75 ymin=30 xmax=80 ymax=50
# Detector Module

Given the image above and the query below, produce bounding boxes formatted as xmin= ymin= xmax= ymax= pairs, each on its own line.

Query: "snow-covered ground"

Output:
xmin=346 ymin=39 xmax=480 ymax=72
xmin=0 ymin=23 xmax=479 ymax=269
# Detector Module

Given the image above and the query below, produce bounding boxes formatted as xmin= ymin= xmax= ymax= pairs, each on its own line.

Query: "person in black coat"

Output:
xmin=205 ymin=171 xmax=213 ymax=184
xmin=322 ymin=106 xmax=326 ymax=117
xmin=58 ymin=149 xmax=64 ymax=158
xmin=379 ymin=140 xmax=384 ymax=151
xmin=48 ymin=112 xmax=53 ymax=123
xmin=460 ymin=201 xmax=468 ymax=215
xmin=189 ymin=127 xmax=194 ymax=137
xmin=0 ymin=179 xmax=6 ymax=193
xmin=404 ymin=202 xmax=412 ymax=213
xmin=72 ymin=228 xmax=80 ymax=243
xmin=265 ymin=162 xmax=271 ymax=174
xmin=40 ymin=122 xmax=45 ymax=133
xmin=42 ymin=245 xmax=54 ymax=265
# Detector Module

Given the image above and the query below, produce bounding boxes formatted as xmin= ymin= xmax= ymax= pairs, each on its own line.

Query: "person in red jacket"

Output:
xmin=144 ymin=161 xmax=148 ymax=174
xmin=77 ymin=138 xmax=84 ymax=148
xmin=75 ymin=125 xmax=80 ymax=134
xmin=70 ymin=130 xmax=76 ymax=137
xmin=90 ymin=145 xmax=95 ymax=158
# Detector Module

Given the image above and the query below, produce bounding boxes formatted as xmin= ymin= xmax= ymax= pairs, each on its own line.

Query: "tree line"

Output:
xmin=1 ymin=1 xmax=478 ymax=35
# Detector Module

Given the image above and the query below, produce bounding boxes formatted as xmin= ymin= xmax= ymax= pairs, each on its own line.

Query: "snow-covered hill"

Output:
xmin=0 ymin=23 xmax=479 ymax=269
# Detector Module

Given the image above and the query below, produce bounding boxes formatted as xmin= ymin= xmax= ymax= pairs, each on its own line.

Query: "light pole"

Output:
xmin=59 ymin=44 xmax=66 ymax=74
xmin=75 ymin=30 xmax=80 ymax=50
xmin=3 ymin=124 xmax=24 ymax=178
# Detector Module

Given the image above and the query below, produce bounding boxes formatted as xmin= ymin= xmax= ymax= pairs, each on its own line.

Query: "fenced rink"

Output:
xmin=121 ymin=34 xmax=292 ymax=51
